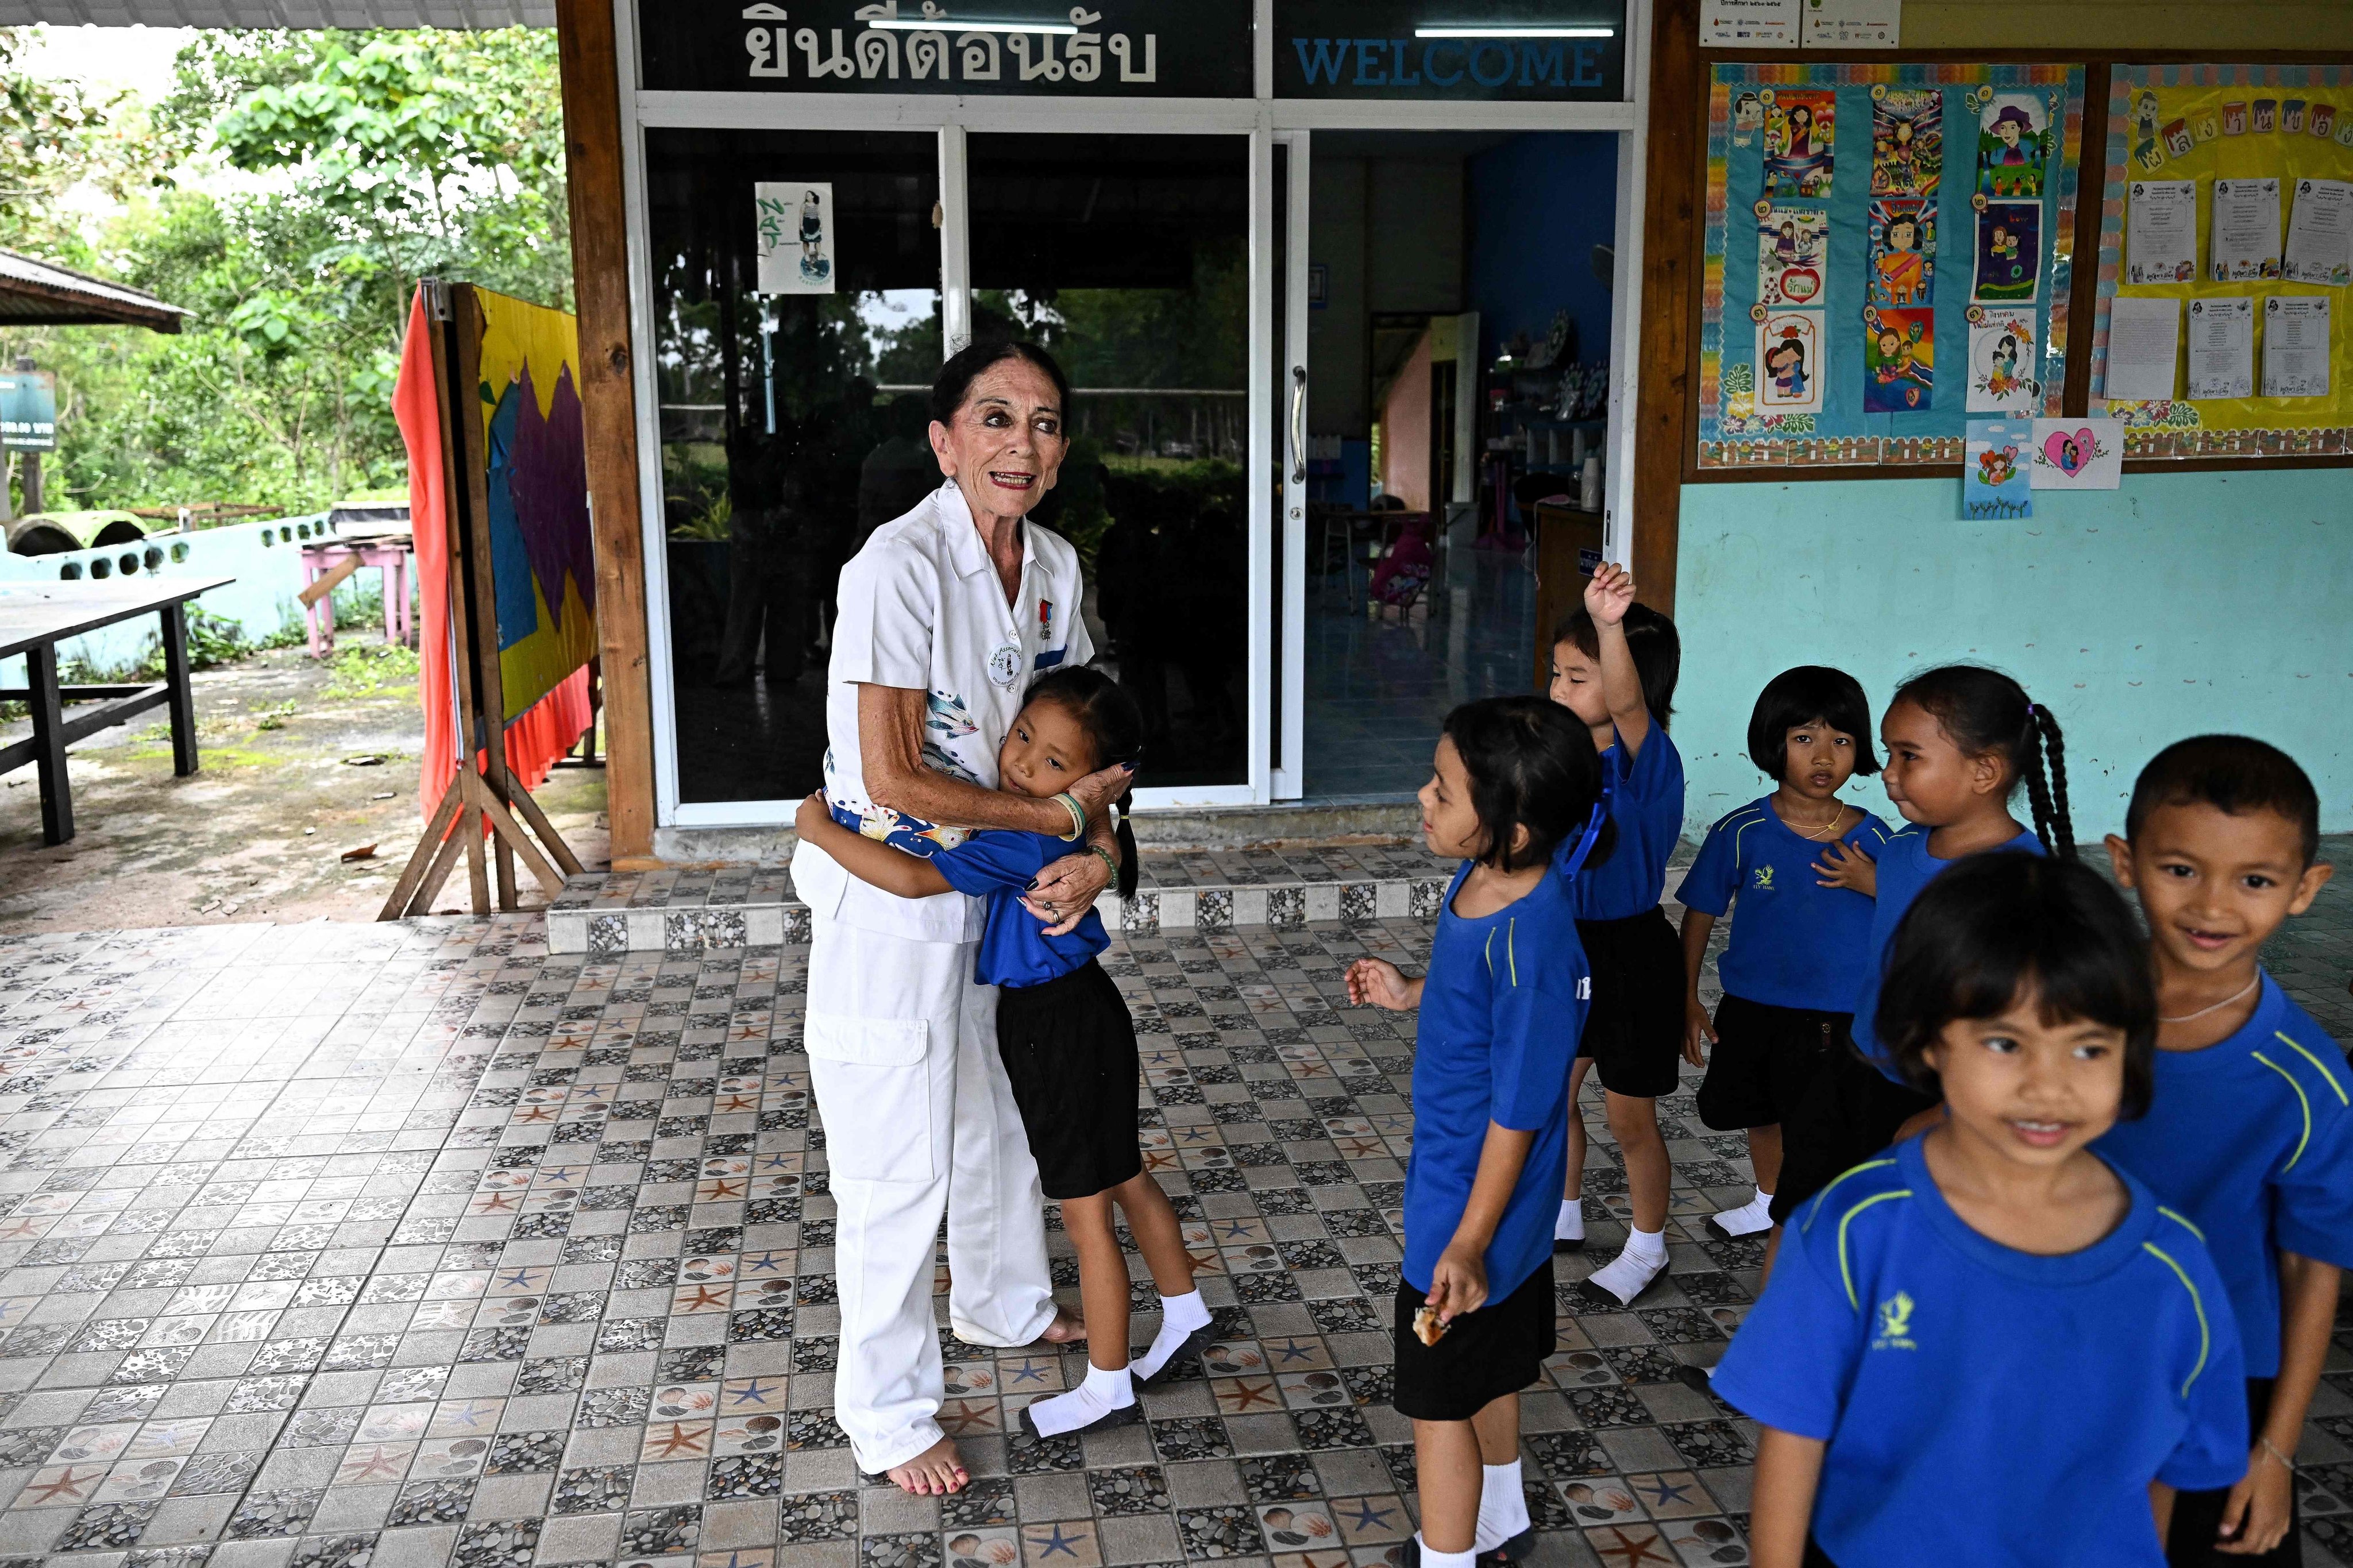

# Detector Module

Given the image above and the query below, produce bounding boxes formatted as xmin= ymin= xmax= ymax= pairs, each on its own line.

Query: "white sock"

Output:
xmin=1415 ymin=1534 xmax=1476 ymax=1568
xmin=1586 ymin=1226 xmax=1669 ymax=1307
xmin=1474 ymin=1460 xmax=1531 ymax=1552
xmin=1711 ymin=1188 xmax=1774 ymax=1237
xmin=1554 ymin=1199 xmax=1584 ymax=1242
xmin=1132 ymin=1289 xmax=1213 ymax=1381
xmin=1625 ymin=1224 xmax=1667 ymax=1261
xmin=1022 ymin=1361 xmax=1135 ymax=1438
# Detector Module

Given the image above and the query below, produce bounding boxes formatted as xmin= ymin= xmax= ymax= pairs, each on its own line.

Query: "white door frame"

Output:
xmin=611 ymin=0 xmax=1653 ymax=827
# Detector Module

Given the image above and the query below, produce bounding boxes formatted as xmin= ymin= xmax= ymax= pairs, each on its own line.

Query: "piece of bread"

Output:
xmin=1411 ymin=1305 xmax=1448 ymax=1346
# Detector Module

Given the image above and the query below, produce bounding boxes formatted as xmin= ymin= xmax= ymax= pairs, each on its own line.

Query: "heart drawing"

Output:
xmin=2042 ymin=427 xmax=2097 ymax=476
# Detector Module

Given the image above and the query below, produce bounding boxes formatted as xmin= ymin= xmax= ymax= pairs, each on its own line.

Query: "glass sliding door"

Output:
xmin=643 ymin=128 xmax=941 ymax=809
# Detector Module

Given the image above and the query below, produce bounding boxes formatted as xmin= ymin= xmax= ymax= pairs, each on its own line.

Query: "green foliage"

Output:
xmin=323 ymin=640 xmax=419 ymax=698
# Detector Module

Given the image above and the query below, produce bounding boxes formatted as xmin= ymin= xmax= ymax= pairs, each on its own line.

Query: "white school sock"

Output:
xmin=1586 ymin=1225 xmax=1669 ymax=1306
xmin=1414 ymin=1534 xmax=1476 ymax=1568
xmin=1021 ymin=1361 xmax=1135 ymax=1438
xmin=1132 ymin=1289 xmax=1214 ymax=1382
xmin=1553 ymin=1198 xmax=1585 ymax=1245
xmin=1474 ymin=1459 xmax=1532 ymax=1554
xmin=1710 ymin=1187 xmax=1775 ymax=1238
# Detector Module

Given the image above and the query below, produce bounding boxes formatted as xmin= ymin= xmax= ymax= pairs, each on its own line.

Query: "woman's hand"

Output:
xmin=1063 ymin=760 xmax=1136 ymax=824
xmin=794 ymin=791 xmax=830 ymax=839
xmin=1347 ymin=958 xmax=1421 ymax=1011
xmin=1583 ymin=561 xmax=1635 ymax=627
xmin=1426 ymin=1240 xmax=1489 ymax=1322
xmin=1814 ymin=838 xmax=1877 ymax=895
xmin=2215 ymin=1446 xmax=2294 ymax=1555
xmin=1683 ymin=995 xmax=1718 ymax=1069
xmin=1021 ymin=849 xmax=1112 ymax=936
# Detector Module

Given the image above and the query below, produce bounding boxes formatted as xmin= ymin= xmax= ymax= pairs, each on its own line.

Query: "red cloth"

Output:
xmin=394 ymin=286 xmax=595 ymax=830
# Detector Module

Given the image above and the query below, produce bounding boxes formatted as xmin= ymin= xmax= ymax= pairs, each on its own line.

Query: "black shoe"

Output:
xmin=1552 ymin=1234 xmax=1586 ymax=1253
xmin=1017 ymin=1396 xmax=1143 ymax=1440
xmin=1134 ymin=1323 xmax=1215 ymax=1388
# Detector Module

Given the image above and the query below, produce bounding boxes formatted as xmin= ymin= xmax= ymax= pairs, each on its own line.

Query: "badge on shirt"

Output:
xmin=988 ymin=643 xmax=1022 ymax=688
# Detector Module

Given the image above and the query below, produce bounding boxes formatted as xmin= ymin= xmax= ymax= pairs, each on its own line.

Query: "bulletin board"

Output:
xmin=1698 ymin=63 xmax=2090 ymax=469
xmin=2092 ymin=64 xmax=2353 ymax=458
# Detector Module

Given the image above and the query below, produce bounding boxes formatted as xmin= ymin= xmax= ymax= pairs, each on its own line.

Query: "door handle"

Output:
xmin=1290 ymin=365 xmax=1306 ymax=485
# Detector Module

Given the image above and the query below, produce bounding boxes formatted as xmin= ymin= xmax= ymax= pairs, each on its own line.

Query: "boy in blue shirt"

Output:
xmin=1348 ymin=696 xmax=1605 ymax=1568
xmin=1718 ymin=854 xmax=2246 ymax=1567
xmin=1680 ymin=666 xmax=1893 ymax=1238
xmin=2097 ymin=736 xmax=2348 ymax=1566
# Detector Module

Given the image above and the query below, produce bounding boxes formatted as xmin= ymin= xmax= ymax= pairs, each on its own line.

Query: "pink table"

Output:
xmin=300 ymin=538 xmax=414 ymax=656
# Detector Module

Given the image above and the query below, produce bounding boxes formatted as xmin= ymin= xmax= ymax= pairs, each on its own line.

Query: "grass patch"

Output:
xmin=324 ymin=642 xmax=421 ymax=700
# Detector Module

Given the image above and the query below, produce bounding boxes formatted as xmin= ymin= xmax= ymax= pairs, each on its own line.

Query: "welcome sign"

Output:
xmin=1274 ymin=1 xmax=1627 ymax=101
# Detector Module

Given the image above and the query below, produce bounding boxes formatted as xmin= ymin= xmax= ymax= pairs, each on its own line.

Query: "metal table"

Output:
xmin=0 ymin=577 xmax=234 ymax=845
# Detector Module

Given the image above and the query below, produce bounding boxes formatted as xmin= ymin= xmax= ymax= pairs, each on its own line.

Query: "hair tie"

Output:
xmin=2024 ymin=701 xmax=2037 ymax=717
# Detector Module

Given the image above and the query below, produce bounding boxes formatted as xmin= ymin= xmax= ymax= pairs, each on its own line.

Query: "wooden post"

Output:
xmin=450 ymin=286 xmax=521 ymax=911
xmin=1628 ymin=0 xmax=1703 ymax=616
xmin=160 ymin=601 xmax=198 ymax=777
xmin=26 ymin=642 xmax=69 ymax=845
xmin=558 ymin=0 xmax=658 ymax=867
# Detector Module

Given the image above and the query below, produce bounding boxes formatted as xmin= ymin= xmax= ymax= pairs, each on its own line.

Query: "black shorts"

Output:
xmin=1574 ymin=907 xmax=1685 ymax=1100
xmin=2168 ymin=1378 xmax=2297 ymax=1566
xmin=1392 ymin=1258 xmax=1554 ymax=1422
xmin=1696 ymin=996 xmax=1847 ymax=1133
xmin=996 ymin=960 xmax=1144 ymax=1202
xmin=1767 ymin=1034 xmax=1940 ymax=1227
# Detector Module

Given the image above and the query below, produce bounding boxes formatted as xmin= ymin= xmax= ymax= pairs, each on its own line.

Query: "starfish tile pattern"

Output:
xmin=0 ymin=837 xmax=2343 ymax=1568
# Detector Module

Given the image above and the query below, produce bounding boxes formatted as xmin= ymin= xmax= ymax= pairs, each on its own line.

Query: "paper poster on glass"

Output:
xmin=1963 ymin=418 xmax=2033 ymax=519
xmin=1863 ymin=304 xmax=1934 ymax=411
xmin=1867 ymin=198 xmax=1935 ymax=306
xmin=2283 ymin=178 xmax=2353 ymax=287
xmin=754 ymin=181 xmax=836 ymax=295
xmin=1976 ymin=92 xmax=2055 ymax=200
xmin=1756 ymin=310 xmax=1825 ymax=415
xmin=1966 ymin=307 xmax=2038 ymax=413
xmin=2126 ymin=180 xmax=2198 ymax=284
xmin=1972 ymin=201 xmax=2039 ymax=303
xmin=1871 ymin=88 xmax=1942 ymax=197
xmin=1756 ymin=204 xmax=1830 ymax=307
xmin=1763 ymin=89 xmax=1836 ymax=199
xmin=2030 ymin=416 xmax=2123 ymax=489
xmin=2209 ymin=178 xmax=2281 ymax=282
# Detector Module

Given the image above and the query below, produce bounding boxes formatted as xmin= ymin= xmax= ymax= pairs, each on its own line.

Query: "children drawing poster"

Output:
xmin=1963 ymin=418 xmax=2034 ymax=517
xmin=2030 ymin=416 xmax=2124 ymax=489
xmin=1872 ymin=88 xmax=1942 ymax=197
xmin=1756 ymin=204 xmax=1830 ymax=307
xmin=1868 ymin=198 xmax=1935 ymax=306
xmin=1966 ymin=308 xmax=2039 ymax=413
xmin=1864 ymin=304 xmax=1934 ymax=411
xmin=1764 ymin=88 xmax=1837 ymax=198
xmin=1756 ymin=310 xmax=1825 ymax=414
xmin=1973 ymin=202 xmax=2040 ymax=303
xmin=1977 ymin=92 xmax=2055 ymax=199
xmin=754 ymin=181 xmax=836 ymax=295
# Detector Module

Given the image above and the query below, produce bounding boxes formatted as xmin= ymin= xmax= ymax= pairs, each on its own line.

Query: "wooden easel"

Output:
xmin=380 ymin=280 xmax=586 ymax=920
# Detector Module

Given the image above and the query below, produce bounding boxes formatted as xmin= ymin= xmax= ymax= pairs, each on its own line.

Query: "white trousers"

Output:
xmin=803 ymin=911 xmax=1057 ymax=1472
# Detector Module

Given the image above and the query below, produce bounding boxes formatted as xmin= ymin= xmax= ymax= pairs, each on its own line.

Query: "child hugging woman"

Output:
xmin=796 ymin=667 xmax=1206 ymax=1440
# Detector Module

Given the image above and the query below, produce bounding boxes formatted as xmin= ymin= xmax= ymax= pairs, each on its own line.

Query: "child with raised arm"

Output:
xmin=1546 ymin=562 xmax=1686 ymax=1304
xmin=2097 ymin=736 xmax=2350 ymax=1566
xmin=794 ymin=668 xmax=1205 ymax=1439
xmin=1719 ymin=854 xmax=2247 ymax=1567
xmin=1347 ymin=697 xmax=1610 ymax=1568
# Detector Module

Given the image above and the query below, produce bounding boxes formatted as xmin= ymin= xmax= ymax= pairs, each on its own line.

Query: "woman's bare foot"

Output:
xmin=884 ymin=1435 xmax=968 ymax=1496
xmin=1039 ymin=1306 xmax=1087 ymax=1345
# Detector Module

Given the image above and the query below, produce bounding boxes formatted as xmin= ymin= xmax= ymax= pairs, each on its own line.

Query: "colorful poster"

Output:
xmin=1764 ymin=89 xmax=1837 ymax=199
xmin=2211 ymin=177 xmax=2283 ymax=281
xmin=754 ymin=180 xmax=837 ymax=295
xmin=1963 ymin=418 xmax=2033 ymax=517
xmin=2030 ymin=416 xmax=2123 ymax=489
xmin=1972 ymin=201 xmax=2040 ymax=302
xmin=1867 ymin=198 xmax=1935 ymax=306
xmin=1864 ymin=304 xmax=1934 ymax=411
xmin=1977 ymin=92 xmax=2056 ymax=200
xmin=1733 ymin=90 xmax=1765 ymax=147
xmin=1966 ymin=308 xmax=2038 ymax=412
xmin=1871 ymin=88 xmax=1942 ymax=197
xmin=1756 ymin=204 xmax=1830 ymax=307
xmin=2126 ymin=179 xmax=2198 ymax=284
xmin=1756 ymin=309 xmax=1825 ymax=414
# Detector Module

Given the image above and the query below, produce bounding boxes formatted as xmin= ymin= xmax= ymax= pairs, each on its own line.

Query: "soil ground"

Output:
xmin=0 ymin=641 xmax=609 ymax=935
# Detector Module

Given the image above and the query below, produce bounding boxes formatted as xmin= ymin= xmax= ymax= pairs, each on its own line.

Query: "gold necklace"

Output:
xmin=2157 ymin=974 xmax=2261 ymax=1025
xmin=1777 ymin=801 xmax=1847 ymax=841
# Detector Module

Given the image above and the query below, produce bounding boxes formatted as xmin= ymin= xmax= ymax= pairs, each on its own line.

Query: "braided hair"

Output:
xmin=1892 ymin=665 xmax=2075 ymax=859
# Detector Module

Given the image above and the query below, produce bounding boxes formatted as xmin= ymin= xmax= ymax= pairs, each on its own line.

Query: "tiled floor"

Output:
xmin=0 ymin=838 xmax=2345 ymax=1568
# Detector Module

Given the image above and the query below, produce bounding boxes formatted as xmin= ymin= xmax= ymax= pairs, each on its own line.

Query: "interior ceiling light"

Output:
xmin=1412 ymin=25 xmax=1616 ymax=37
xmin=867 ymin=16 xmax=1082 ymax=32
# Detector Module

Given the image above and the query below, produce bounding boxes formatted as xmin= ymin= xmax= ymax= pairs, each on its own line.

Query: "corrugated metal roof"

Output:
xmin=3 ymin=1 xmax=551 ymax=25
xmin=0 ymin=250 xmax=188 ymax=333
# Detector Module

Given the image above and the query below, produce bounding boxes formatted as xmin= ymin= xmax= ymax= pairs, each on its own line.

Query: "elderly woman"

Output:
xmin=791 ymin=341 xmax=1131 ymax=1497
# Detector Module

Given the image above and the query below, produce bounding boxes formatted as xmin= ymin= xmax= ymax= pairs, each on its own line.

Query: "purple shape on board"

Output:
xmin=504 ymin=358 xmax=596 ymax=631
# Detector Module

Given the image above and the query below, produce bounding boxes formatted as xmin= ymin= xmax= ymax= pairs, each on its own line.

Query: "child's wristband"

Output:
xmin=1051 ymin=791 xmax=1086 ymax=841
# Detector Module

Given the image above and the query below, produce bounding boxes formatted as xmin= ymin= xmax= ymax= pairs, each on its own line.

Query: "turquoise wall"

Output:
xmin=1673 ymin=469 xmax=2352 ymax=840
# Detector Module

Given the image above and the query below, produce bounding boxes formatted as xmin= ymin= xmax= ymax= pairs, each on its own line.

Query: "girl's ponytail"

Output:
xmin=2021 ymin=702 xmax=2075 ymax=860
xmin=1110 ymin=790 xmax=1140 ymax=899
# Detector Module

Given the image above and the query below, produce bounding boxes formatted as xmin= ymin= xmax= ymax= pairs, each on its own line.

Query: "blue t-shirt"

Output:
xmin=1402 ymin=862 xmax=1591 ymax=1300
xmin=1680 ymin=799 xmax=1894 ymax=1013
xmin=927 ymin=829 xmax=1110 ymax=989
xmin=1850 ymin=824 xmax=2047 ymax=1075
xmin=1572 ymin=724 xmax=1685 ymax=922
xmin=1714 ymin=1137 xmax=2247 ymax=1566
xmin=2097 ymin=973 xmax=2353 ymax=1378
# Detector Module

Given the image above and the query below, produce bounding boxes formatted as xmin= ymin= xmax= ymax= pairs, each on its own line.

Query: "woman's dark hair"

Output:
xmin=1550 ymin=603 xmax=1681 ymax=727
xmin=929 ymin=339 xmax=1073 ymax=428
xmin=1023 ymin=666 xmax=1143 ymax=897
xmin=1874 ymin=854 xmax=2157 ymax=1120
xmin=2126 ymin=734 xmax=2321 ymax=868
xmin=1891 ymin=664 xmax=2073 ymax=858
xmin=1440 ymin=696 xmax=1615 ymax=873
xmin=1746 ymin=666 xmax=1880 ymax=779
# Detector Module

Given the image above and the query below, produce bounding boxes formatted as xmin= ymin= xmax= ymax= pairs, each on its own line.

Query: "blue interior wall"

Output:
xmin=1466 ymin=133 xmax=1618 ymax=373
xmin=1673 ymin=469 xmax=2353 ymax=839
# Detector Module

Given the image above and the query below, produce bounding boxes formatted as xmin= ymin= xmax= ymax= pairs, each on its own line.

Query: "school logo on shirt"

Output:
xmin=1577 ymin=976 xmax=1592 ymax=999
xmin=1753 ymin=865 xmax=1776 ymax=890
xmin=1872 ymin=1291 xmax=1918 ymax=1351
